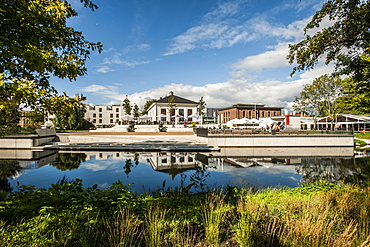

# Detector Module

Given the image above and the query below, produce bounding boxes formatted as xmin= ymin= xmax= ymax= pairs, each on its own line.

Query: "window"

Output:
xmin=93 ymin=113 xmax=96 ymax=118
xmin=116 ymin=114 xmax=119 ymax=118
xmin=161 ymin=108 xmax=166 ymax=115
xmin=110 ymin=119 xmax=113 ymax=123
xmin=99 ymin=119 xmax=102 ymax=123
xmin=99 ymin=108 xmax=102 ymax=112
xmin=116 ymin=108 xmax=119 ymax=112
xmin=110 ymin=114 xmax=113 ymax=118
xmin=99 ymin=114 xmax=102 ymax=118
xmin=188 ymin=109 xmax=192 ymax=115
xmin=179 ymin=109 xmax=184 ymax=116
xmin=93 ymin=119 xmax=96 ymax=123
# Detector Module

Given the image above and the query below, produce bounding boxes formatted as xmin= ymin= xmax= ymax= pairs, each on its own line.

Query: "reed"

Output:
xmin=101 ymin=208 xmax=143 ymax=247
xmin=201 ymin=192 xmax=231 ymax=246
xmin=1 ymin=180 xmax=370 ymax=246
xmin=145 ymin=205 xmax=168 ymax=247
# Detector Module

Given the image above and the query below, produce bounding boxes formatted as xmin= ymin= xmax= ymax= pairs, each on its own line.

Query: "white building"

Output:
xmin=147 ymin=92 xmax=199 ymax=124
xmin=85 ymin=105 xmax=126 ymax=126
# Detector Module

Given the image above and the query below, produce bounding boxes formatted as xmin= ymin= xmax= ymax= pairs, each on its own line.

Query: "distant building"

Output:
xmin=84 ymin=105 xmax=126 ymax=126
xmin=316 ymin=114 xmax=370 ymax=131
xmin=218 ymin=104 xmax=283 ymax=124
xmin=204 ymin=108 xmax=218 ymax=124
xmin=147 ymin=92 xmax=199 ymax=124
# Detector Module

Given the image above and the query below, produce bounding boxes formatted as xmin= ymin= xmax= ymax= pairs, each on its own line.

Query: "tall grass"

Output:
xmin=101 ymin=208 xmax=143 ymax=247
xmin=1 ymin=181 xmax=370 ymax=246
xmin=145 ymin=205 xmax=168 ymax=247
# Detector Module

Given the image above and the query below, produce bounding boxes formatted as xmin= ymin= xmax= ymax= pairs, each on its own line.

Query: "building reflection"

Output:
xmin=1 ymin=148 xmax=370 ymax=191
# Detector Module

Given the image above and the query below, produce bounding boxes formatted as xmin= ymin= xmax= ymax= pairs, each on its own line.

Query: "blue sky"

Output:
xmin=51 ymin=0 xmax=331 ymax=110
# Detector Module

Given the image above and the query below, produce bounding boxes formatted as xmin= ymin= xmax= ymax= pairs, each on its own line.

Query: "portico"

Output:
xmin=147 ymin=92 xmax=199 ymax=124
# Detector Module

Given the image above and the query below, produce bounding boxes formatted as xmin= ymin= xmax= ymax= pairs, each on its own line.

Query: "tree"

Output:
xmin=0 ymin=0 xmax=102 ymax=129
xmin=287 ymin=0 xmax=370 ymax=79
xmin=293 ymin=74 xmax=343 ymax=130
xmin=0 ymin=0 xmax=102 ymax=85
xmin=123 ymin=95 xmax=132 ymax=115
xmin=167 ymin=91 xmax=177 ymax=116
xmin=0 ymin=73 xmax=54 ymax=129
xmin=141 ymin=99 xmax=156 ymax=115
xmin=338 ymin=51 xmax=370 ymax=114
xmin=132 ymin=104 xmax=140 ymax=118
xmin=197 ymin=97 xmax=206 ymax=125
xmin=50 ymin=93 xmax=90 ymax=130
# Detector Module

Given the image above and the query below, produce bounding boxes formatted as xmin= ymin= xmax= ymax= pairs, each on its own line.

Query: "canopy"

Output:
xmin=122 ymin=115 xmax=135 ymax=120
xmin=138 ymin=115 xmax=151 ymax=120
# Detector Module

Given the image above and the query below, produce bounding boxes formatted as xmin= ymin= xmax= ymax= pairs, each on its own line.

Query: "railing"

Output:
xmin=205 ymin=128 xmax=354 ymax=136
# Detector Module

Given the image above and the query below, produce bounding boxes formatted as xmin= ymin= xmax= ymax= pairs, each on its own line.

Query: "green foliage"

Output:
xmin=0 ymin=0 xmax=102 ymax=130
xmin=0 ymin=74 xmax=54 ymax=128
xmin=142 ymin=99 xmax=156 ymax=115
xmin=158 ymin=123 xmax=167 ymax=132
xmin=1 ymin=180 xmax=370 ymax=246
xmin=197 ymin=96 xmax=206 ymax=116
xmin=123 ymin=96 xmax=132 ymax=115
xmin=0 ymin=0 xmax=102 ymax=84
xmin=167 ymin=91 xmax=176 ymax=115
xmin=355 ymin=139 xmax=368 ymax=148
xmin=132 ymin=103 xmax=140 ymax=118
xmin=293 ymin=74 xmax=343 ymax=129
xmin=127 ymin=123 xmax=136 ymax=132
xmin=338 ymin=51 xmax=370 ymax=114
xmin=50 ymin=93 xmax=90 ymax=130
xmin=288 ymin=0 xmax=370 ymax=78
xmin=354 ymin=132 xmax=370 ymax=139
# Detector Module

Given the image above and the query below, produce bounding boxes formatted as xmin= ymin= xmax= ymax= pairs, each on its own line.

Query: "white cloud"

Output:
xmin=231 ymin=43 xmax=291 ymax=71
xmin=96 ymin=65 xmax=115 ymax=73
xmin=81 ymin=76 xmax=310 ymax=111
xmin=163 ymin=22 xmax=252 ymax=56
xmin=163 ymin=0 xmax=320 ymax=56
xmin=299 ymin=64 xmax=335 ymax=79
xmin=96 ymin=43 xmax=151 ymax=73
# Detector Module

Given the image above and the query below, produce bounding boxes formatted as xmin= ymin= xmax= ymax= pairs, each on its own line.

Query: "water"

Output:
xmin=1 ymin=148 xmax=369 ymax=193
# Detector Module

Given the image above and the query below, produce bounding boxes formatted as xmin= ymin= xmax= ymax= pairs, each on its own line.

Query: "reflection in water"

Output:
xmin=0 ymin=149 xmax=369 ymax=193
xmin=50 ymin=153 xmax=87 ymax=171
xmin=298 ymin=157 xmax=370 ymax=185
xmin=0 ymin=160 xmax=22 ymax=191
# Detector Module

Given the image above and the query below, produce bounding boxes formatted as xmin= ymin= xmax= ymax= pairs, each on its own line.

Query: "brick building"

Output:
xmin=218 ymin=104 xmax=283 ymax=123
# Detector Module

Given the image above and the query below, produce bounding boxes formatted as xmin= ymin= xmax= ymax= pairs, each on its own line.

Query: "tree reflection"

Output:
xmin=190 ymin=161 xmax=211 ymax=192
xmin=0 ymin=160 xmax=22 ymax=192
xmin=123 ymin=159 xmax=133 ymax=177
xmin=296 ymin=157 xmax=370 ymax=185
xmin=50 ymin=153 xmax=87 ymax=171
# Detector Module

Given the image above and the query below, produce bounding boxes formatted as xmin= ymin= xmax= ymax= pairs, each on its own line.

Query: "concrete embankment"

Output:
xmin=207 ymin=134 xmax=354 ymax=148
xmin=0 ymin=128 xmax=355 ymax=152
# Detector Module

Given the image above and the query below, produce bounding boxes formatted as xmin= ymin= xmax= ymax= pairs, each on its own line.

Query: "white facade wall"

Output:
xmin=148 ymin=103 xmax=198 ymax=123
xmin=85 ymin=105 xmax=126 ymax=126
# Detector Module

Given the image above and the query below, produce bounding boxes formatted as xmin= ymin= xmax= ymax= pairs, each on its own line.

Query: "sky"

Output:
xmin=51 ymin=0 xmax=332 ymax=110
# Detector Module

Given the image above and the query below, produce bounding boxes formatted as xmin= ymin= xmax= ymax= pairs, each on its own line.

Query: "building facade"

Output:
xmin=85 ymin=105 xmax=126 ymax=126
xmin=147 ymin=93 xmax=199 ymax=124
xmin=218 ymin=104 xmax=283 ymax=124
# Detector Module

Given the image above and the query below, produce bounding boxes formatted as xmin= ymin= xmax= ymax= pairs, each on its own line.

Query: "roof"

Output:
xmin=218 ymin=104 xmax=283 ymax=111
xmin=155 ymin=95 xmax=198 ymax=105
xmin=317 ymin=114 xmax=370 ymax=123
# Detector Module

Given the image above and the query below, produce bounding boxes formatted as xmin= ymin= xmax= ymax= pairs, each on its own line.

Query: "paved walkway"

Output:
xmin=57 ymin=131 xmax=194 ymax=136
xmin=48 ymin=131 xmax=215 ymax=152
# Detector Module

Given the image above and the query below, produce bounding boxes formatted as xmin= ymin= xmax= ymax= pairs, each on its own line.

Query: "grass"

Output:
xmin=355 ymin=132 xmax=370 ymax=139
xmin=0 ymin=180 xmax=370 ymax=246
